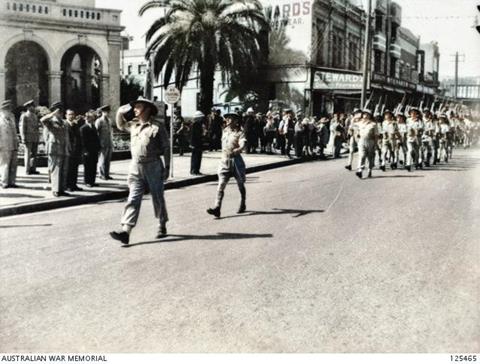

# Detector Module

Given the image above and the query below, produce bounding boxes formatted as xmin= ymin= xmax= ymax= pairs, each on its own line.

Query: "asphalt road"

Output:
xmin=1 ymin=149 xmax=479 ymax=353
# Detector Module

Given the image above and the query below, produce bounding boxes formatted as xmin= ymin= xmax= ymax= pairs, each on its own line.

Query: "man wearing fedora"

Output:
xmin=95 ymin=105 xmax=114 ymax=180
xmin=40 ymin=102 xmax=70 ymax=197
xmin=207 ymin=112 xmax=247 ymax=218
xmin=110 ymin=97 xmax=170 ymax=245
xmin=0 ymin=100 xmax=19 ymax=188
xmin=19 ymin=100 xmax=40 ymax=175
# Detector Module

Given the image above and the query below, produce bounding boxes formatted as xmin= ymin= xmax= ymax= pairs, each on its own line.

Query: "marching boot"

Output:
xmin=406 ymin=165 xmax=412 ymax=172
xmin=237 ymin=185 xmax=246 ymax=213
xmin=345 ymin=165 xmax=352 ymax=171
xmin=355 ymin=170 xmax=363 ymax=179
xmin=207 ymin=191 xmax=223 ymax=218
xmin=380 ymin=165 xmax=386 ymax=172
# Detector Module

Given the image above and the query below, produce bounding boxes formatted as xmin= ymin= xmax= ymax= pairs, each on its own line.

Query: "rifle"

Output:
xmin=364 ymin=90 xmax=374 ymax=110
xmin=374 ymin=95 xmax=383 ymax=117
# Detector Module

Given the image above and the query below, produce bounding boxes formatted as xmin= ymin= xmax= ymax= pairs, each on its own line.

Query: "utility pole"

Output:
xmin=360 ymin=0 xmax=372 ymax=109
xmin=450 ymin=52 xmax=465 ymax=100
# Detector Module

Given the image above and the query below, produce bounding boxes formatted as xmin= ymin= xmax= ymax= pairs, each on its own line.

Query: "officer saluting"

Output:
xmin=207 ymin=112 xmax=247 ymax=218
xmin=110 ymin=97 xmax=170 ymax=245
xmin=19 ymin=100 xmax=40 ymax=175
xmin=40 ymin=102 xmax=70 ymax=197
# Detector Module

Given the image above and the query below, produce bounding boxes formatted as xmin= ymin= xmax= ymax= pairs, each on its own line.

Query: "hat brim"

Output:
xmin=130 ymin=100 xmax=158 ymax=115
xmin=224 ymin=113 xmax=241 ymax=120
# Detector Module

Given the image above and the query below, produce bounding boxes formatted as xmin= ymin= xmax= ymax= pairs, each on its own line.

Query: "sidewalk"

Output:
xmin=0 ymin=151 xmax=306 ymax=217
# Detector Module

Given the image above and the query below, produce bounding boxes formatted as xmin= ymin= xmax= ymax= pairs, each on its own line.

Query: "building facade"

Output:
xmin=0 ymin=0 xmax=124 ymax=113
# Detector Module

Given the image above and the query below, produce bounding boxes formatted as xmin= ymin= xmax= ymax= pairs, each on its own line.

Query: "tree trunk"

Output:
xmin=199 ymin=61 xmax=215 ymax=116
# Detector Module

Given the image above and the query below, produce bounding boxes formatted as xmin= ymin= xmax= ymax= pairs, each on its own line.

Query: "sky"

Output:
xmin=96 ymin=0 xmax=480 ymax=80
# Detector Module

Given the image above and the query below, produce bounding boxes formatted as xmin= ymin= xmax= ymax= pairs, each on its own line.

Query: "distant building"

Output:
xmin=0 ymin=0 xmax=124 ymax=113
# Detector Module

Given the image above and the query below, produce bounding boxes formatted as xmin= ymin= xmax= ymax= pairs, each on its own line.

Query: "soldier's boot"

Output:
xmin=406 ymin=165 xmax=412 ymax=172
xmin=380 ymin=165 xmax=386 ymax=172
xmin=355 ymin=169 xmax=363 ymax=179
xmin=345 ymin=165 xmax=352 ymax=171
xmin=237 ymin=186 xmax=246 ymax=214
xmin=207 ymin=191 xmax=223 ymax=218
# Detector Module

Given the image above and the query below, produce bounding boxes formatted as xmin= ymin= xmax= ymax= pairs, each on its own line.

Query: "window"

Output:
xmin=6 ymin=2 xmax=10 ymax=10
xmin=80 ymin=11 xmax=84 ymax=18
xmin=19 ymin=3 xmax=23 ymax=11
xmin=97 ymin=13 xmax=101 ymax=20
xmin=86 ymin=11 xmax=89 ymax=19
xmin=391 ymin=24 xmax=398 ymax=42
xmin=38 ymin=6 xmax=42 ymax=13
xmin=348 ymin=37 xmax=360 ymax=70
xmin=127 ymin=65 xmax=132 ymax=75
xmin=32 ymin=5 xmax=36 ymax=12
xmin=332 ymin=33 xmax=344 ymax=68
xmin=45 ymin=7 xmax=48 ymax=14
xmin=138 ymin=64 xmax=147 ymax=74
xmin=375 ymin=14 xmax=383 ymax=32
xmin=69 ymin=9 xmax=72 ymax=16
xmin=389 ymin=57 xmax=396 ymax=77
xmin=26 ymin=4 xmax=29 ymax=11
xmin=374 ymin=50 xmax=382 ymax=73
xmin=12 ymin=3 xmax=16 ymax=11
xmin=74 ymin=10 xmax=78 ymax=17
xmin=63 ymin=9 xmax=66 ymax=16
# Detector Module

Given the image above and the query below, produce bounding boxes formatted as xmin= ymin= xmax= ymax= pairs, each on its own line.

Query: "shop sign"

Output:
xmin=314 ymin=71 xmax=363 ymax=90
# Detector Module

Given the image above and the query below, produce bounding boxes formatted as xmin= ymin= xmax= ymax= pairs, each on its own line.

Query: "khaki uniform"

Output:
xmin=0 ymin=109 xmax=18 ymax=187
xmin=19 ymin=111 xmax=40 ymax=174
xmin=356 ymin=119 xmax=379 ymax=173
xmin=395 ymin=122 xmax=408 ymax=165
xmin=95 ymin=115 xmax=114 ymax=179
xmin=407 ymin=120 xmax=422 ymax=167
xmin=42 ymin=115 xmax=69 ymax=193
xmin=117 ymin=114 xmax=170 ymax=230
xmin=346 ymin=118 xmax=360 ymax=167
xmin=214 ymin=127 xmax=247 ymax=209
xmin=381 ymin=120 xmax=398 ymax=167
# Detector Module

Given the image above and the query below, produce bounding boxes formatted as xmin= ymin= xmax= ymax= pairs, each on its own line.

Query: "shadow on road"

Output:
xmin=0 ymin=224 xmax=52 ymax=228
xmin=369 ymin=175 xmax=425 ymax=179
xmin=220 ymin=208 xmax=325 ymax=220
xmin=0 ymin=193 xmax=44 ymax=199
xmin=126 ymin=232 xmax=274 ymax=247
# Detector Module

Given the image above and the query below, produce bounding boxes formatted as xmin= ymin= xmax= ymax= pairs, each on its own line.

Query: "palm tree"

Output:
xmin=139 ymin=0 xmax=269 ymax=114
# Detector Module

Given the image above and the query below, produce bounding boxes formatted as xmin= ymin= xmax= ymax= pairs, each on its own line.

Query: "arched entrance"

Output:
xmin=5 ymin=41 xmax=49 ymax=107
xmin=61 ymin=45 xmax=102 ymax=113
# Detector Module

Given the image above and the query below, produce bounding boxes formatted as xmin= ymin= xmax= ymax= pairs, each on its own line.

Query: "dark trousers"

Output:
xmin=66 ymin=156 xmax=81 ymax=188
xmin=83 ymin=153 xmax=98 ymax=185
xmin=174 ymin=134 xmax=186 ymax=156
xmin=190 ymin=147 xmax=203 ymax=174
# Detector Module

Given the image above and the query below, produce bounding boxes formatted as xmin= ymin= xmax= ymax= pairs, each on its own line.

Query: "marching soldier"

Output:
xmin=406 ymin=108 xmax=422 ymax=171
xmin=380 ymin=110 xmax=399 ymax=171
xmin=438 ymin=114 xmax=452 ymax=163
xmin=422 ymin=109 xmax=435 ymax=167
xmin=110 ymin=97 xmax=170 ymax=245
xmin=95 ymin=105 xmax=114 ymax=180
xmin=355 ymin=109 xmax=379 ymax=179
xmin=207 ymin=113 xmax=247 ymax=218
xmin=19 ymin=100 xmax=40 ymax=175
xmin=0 ymin=100 xmax=19 ymax=188
xmin=345 ymin=108 xmax=362 ymax=170
xmin=395 ymin=111 xmax=408 ymax=167
xmin=40 ymin=102 xmax=70 ymax=197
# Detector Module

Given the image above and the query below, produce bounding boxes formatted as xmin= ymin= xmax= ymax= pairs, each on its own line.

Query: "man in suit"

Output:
xmin=65 ymin=109 xmax=83 ymax=191
xmin=95 ymin=105 xmax=114 ymax=180
xmin=19 ymin=100 xmax=40 ymax=175
xmin=81 ymin=110 xmax=101 ymax=187
xmin=0 ymin=100 xmax=19 ymax=188
xmin=190 ymin=111 xmax=204 ymax=175
xmin=40 ymin=102 xmax=70 ymax=197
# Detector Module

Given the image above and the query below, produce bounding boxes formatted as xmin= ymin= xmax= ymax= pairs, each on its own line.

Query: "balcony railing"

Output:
xmin=389 ymin=43 xmax=401 ymax=59
xmin=2 ymin=0 xmax=121 ymax=27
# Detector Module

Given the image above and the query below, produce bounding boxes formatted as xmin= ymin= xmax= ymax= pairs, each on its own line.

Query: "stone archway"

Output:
xmin=61 ymin=45 xmax=103 ymax=113
xmin=5 ymin=41 xmax=50 ymax=107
